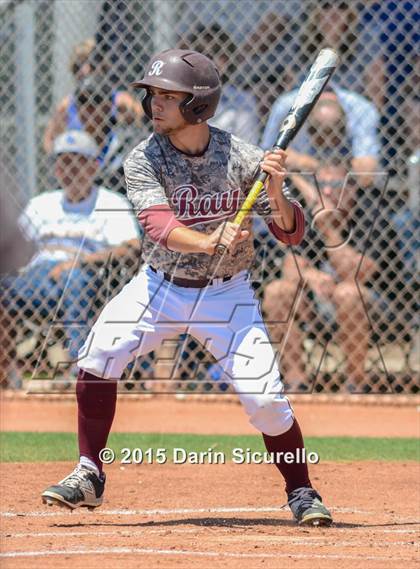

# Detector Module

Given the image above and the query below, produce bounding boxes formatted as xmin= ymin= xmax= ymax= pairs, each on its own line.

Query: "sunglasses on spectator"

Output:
xmin=308 ymin=125 xmax=346 ymax=138
xmin=317 ymin=180 xmax=346 ymax=190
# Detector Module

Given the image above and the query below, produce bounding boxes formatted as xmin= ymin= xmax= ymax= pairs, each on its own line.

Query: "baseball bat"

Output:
xmin=215 ymin=47 xmax=339 ymax=255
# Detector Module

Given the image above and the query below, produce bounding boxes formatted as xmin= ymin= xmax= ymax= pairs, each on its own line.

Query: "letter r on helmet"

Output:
xmin=149 ymin=60 xmax=164 ymax=76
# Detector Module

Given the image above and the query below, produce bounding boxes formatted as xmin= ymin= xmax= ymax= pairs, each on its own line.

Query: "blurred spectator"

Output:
xmin=365 ymin=1 xmax=418 ymax=174
xmin=180 ymin=23 xmax=260 ymax=144
xmin=263 ymin=160 xmax=380 ymax=392
xmin=385 ymin=167 xmax=419 ymax=349
xmin=241 ymin=10 xmax=299 ymax=117
xmin=66 ymin=75 xmax=137 ymax=195
xmin=73 ymin=76 xmax=125 ymax=193
xmin=306 ymin=97 xmax=350 ymax=159
xmin=94 ymin=0 xmax=150 ymax=90
xmin=0 ymin=189 xmax=36 ymax=277
xmin=262 ymin=86 xmax=380 ymax=187
xmin=302 ymin=1 xmax=384 ymax=104
xmin=0 ymin=131 xmax=140 ymax=380
xmin=211 ymin=81 xmax=260 ymax=144
xmin=0 ymin=154 xmax=37 ymax=388
xmin=400 ymin=91 xmax=420 ymax=163
xmin=43 ymin=38 xmax=143 ymax=155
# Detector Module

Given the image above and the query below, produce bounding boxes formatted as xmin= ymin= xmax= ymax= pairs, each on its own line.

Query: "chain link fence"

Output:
xmin=0 ymin=0 xmax=418 ymax=394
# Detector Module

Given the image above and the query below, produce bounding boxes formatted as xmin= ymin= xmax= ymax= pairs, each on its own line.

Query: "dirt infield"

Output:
xmin=1 ymin=393 xmax=420 ymax=437
xmin=1 ymin=461 xmax=419 ymax=568
xmin=1 ymin=394 xmax=419 ymax=567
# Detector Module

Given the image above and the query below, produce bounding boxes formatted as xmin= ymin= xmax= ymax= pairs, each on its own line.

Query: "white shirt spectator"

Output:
xmin=20 ymin=186 xmax=139 ymax=267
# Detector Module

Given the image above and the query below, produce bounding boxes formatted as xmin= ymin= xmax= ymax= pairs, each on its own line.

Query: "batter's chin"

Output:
xmin=153 ymin=119 xmax=189 ymax=136
xmin=153 ymin=122 xmax=172 ymax=135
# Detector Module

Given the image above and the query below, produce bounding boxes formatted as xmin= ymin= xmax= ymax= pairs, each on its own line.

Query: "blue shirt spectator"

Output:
xmin=261 ymin=84 xmax=380 ymax=186
xmin=210 ymin=84 xmax=260 ymax=145
xmin=262 ymin=85 xmax=380 ymax=159
xmin=362 ymin=1 xmax=418 ymax=172
xmin=180 ymin=22 xmax=261 ymax=145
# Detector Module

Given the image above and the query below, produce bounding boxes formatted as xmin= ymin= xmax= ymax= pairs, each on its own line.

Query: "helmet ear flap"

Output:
xmin=179 ymin=93 xmax=196 ymax=122
xmin=180 ymin=93 xmax=211 ymax=124
xmin=141 ymin=90 xmax=153 ymax=120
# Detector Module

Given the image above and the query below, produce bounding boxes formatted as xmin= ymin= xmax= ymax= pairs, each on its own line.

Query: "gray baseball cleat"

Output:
xmin=42 ymin=464 xmax=105 ymax=511
xmin=288 ymin=487 xmax=333 ymax=526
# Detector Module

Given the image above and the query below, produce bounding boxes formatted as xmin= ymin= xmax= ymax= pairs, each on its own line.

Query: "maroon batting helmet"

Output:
xmin=132 ymin=49 xmax=221 ymax=124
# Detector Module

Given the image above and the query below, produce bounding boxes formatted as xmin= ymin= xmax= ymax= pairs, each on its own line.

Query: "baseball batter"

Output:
xmin=42 ymin=49 xmax=332 ymax=526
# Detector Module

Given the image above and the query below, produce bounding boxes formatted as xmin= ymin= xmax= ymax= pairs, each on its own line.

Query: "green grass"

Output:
xmin=0 ymin=432 xmax=418 ymax=463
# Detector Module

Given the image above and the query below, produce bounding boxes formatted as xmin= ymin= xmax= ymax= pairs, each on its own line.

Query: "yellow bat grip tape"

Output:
xmin=233 ymin=179 xmax=265 ymax=226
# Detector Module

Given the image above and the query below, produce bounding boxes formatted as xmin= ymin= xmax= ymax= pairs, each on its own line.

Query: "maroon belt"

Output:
xmin=150 ymin=266 xmax=232 ymax=289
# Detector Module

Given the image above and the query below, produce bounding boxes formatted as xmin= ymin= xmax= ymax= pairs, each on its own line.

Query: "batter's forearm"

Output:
xmin=166 ymin=227 xmax=211 ymax=254
xmin=269 ymin=194 xmax=296 ymax=232
xmin=138 ymin=206 xmax=223 ymax=255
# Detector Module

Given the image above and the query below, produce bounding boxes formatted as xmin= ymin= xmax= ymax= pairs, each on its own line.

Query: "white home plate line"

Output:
xmin=5 ymin=529 xmax=199 ymax=539
xmin=0 ymin=505 xmax=373 ymax=518
xmin=0 ymin=546 xmax=415 ymax=561
xmin=3 ymin=528 xmax=419 ymax=540
xmin=1 ymin=530 xmax=416 ymax=548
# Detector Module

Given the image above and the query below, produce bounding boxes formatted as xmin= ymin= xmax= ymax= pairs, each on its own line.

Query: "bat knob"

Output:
xmin=215 ymin=243 xmax=227 ymax=255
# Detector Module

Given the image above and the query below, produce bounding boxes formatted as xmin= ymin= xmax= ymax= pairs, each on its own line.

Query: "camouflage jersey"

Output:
xmin=125 ymin=126 xmax=290 ymax=280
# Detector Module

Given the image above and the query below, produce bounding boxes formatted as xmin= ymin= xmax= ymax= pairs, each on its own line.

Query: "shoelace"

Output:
xmin=61 ymin=466 xmax=92 ymax=488
xmin=288 ymin=487 xmax=318 ymax=509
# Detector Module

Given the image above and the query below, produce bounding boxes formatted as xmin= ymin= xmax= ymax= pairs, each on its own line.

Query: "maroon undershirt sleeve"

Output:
xmin=139 ymin=201 xmax=305 ymax=249
xmin=137 ymin=204 xmax=186 ymax=249
xmin=267 ymin=201 xmax=305 ymax=246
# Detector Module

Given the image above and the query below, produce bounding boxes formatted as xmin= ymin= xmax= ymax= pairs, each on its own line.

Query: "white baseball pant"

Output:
xmin=78 ymin=265 xmax=294 ymax=435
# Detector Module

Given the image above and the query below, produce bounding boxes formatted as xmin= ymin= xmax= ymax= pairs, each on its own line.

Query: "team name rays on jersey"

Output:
xmin=124 ymin=127 xmax=281 ymax=279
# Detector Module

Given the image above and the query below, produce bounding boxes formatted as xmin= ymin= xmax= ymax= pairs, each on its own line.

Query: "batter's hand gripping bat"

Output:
xmin=215 ymin=47 xmax=339 ymax=255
